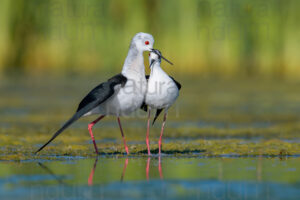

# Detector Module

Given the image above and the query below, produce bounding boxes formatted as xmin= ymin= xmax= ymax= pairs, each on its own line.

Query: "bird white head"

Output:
xmin=149 ymin=49 xmax=161 ymax=68
xmin=130 ymin=32 xmax=154 ymax=52
xmin=149 ymin=49 xmax=173 ymax=68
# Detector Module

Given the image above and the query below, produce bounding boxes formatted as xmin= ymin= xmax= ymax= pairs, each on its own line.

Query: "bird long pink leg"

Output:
xmin=117 ymin=117 xmax=129 ymax=155
xmin=158 ymin=113 xmax=167 ymax=155
xmin=146 ymin=109 xmax=151 ymax=155
xmin=88 ymin=115 xmax=105 ymax=154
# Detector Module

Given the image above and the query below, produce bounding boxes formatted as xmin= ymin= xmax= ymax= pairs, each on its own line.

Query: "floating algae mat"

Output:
xmin=0 ymin=157 xmax=300 ymax=200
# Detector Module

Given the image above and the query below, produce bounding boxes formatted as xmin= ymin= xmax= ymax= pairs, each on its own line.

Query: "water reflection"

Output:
xmin=120 ymin=158 xmax=128 ymax=182
xmin=38 ymin=162 xmax=65 ymax=185
xmin=146 ymin=157 xmax=150 ymax=181
xmin=1 ymin=157 xmax=299 ymax=200
xmin=88 ymin=157 xmax=98 ymax=186
xmin=88 ymin=156 xmax=164 ymax=185
xmin=146 ymin=157 xmax=163 ymax=181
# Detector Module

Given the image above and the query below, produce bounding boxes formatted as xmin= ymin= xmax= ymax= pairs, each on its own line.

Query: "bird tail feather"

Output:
xmin=35 ymin=109 xmax=87 ymax=154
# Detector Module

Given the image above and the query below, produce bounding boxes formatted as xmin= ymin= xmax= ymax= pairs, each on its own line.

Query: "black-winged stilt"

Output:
xmin=35 ymin=32 xmax=155 ymax=155
xmin=142 ymin=49 xmax=181 ymax=155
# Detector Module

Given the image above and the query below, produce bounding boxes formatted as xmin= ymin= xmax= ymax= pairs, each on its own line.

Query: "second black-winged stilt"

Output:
xmin=142 ymin=49 xmax=181 ymax=155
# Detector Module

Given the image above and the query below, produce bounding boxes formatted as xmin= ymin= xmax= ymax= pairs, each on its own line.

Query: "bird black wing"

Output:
xmin=152 ymin=109 xmax=163 ymax=125
xmin=77 ymin=74 xmax=127 ymax=111
xmin=169 ymin=76 xmax=181 ymax=90
xmin=35 ymin=73 xmax=127 ymax=154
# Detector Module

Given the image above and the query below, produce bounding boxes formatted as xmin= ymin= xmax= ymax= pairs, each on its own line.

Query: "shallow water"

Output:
xmin=0 ymin=156 xmax=299 ymax=200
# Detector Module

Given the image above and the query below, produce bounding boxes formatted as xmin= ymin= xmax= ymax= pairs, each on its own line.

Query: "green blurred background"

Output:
xmin=0 ymin=0 xmax=299 ymax=79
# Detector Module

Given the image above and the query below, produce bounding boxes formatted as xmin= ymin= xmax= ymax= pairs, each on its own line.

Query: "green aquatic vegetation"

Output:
xmin=0 ymin=135 xmax=299 ymax=161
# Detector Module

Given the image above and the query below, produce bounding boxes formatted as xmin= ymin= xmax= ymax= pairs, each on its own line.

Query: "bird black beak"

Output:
xmin=160 ymin=54 xmax=173 ymax=65
xmin=151 ymin=49 xmax=173 ymax=65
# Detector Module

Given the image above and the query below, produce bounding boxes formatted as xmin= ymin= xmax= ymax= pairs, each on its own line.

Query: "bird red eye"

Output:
xmin=145 ymin=41 xmax=149 ymax=45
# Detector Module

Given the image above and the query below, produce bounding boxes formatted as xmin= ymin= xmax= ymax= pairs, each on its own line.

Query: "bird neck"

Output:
xmin=122 ymin=46 xmax=145 ymax=78
xmin=150 ymin=61 xmax=162 ymax=75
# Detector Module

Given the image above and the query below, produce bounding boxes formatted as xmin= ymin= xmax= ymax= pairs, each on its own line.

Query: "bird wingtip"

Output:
xmin=34 ymin=148 xmax=41 ymax=155
xmin=152 ymin=119 xmax=157 ymax=126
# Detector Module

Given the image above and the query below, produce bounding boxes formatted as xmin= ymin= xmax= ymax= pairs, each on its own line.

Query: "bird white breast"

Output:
xmin=145 ymin=65 xmax=179 ymax=110
xmin=88 ymin=74 xmax=147 ymax=117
